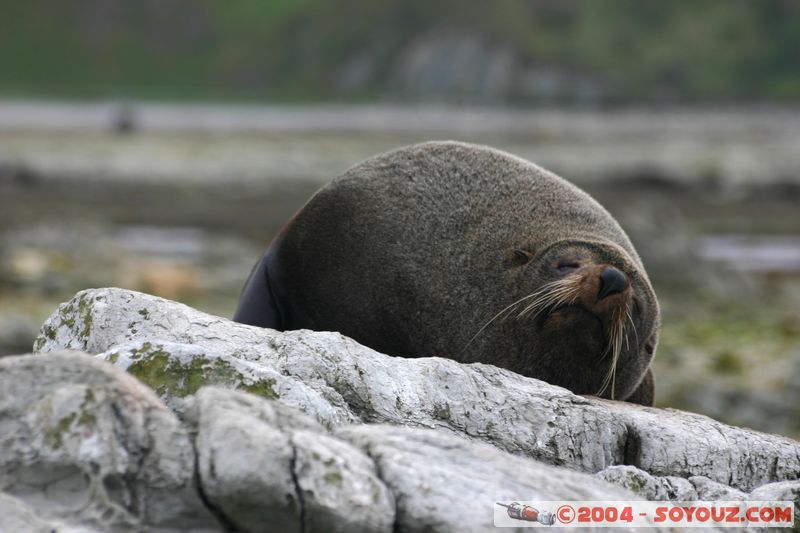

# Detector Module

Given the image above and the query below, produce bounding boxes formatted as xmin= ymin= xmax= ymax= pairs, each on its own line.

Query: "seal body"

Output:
xmin=235 ymin=141 xmax=659 ymax=404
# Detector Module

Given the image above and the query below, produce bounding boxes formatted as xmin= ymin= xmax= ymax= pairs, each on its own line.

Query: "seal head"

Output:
xmin=235 ymin=141 xmax=660 ymax=404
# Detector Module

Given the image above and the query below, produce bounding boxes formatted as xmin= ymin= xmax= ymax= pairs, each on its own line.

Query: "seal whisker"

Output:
xmin=623 ymin=303 xmax=632 ymax=351
xmin=598 ymin=334 xmax=615 ymax=393
xmin=459 ymin=289 xmax=552 ymax=355
xmin=518 ymin=290 xmax=569 ymax=318
xmin=518 ymin=290 xmax=568 ymax=319
xmin=626 ymin=307 xmax=639 ymax=347
xmin=598 ymin=304 xmax=627 ymax=399
xmin=517 ymin=277 xmax=582 ymax=319
xmin=612 ymin=314 xmax=625 ymax=398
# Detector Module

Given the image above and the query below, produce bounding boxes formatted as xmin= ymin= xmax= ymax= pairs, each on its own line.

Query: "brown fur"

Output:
xmin=235 ymin=141 xmax=660 ymax=404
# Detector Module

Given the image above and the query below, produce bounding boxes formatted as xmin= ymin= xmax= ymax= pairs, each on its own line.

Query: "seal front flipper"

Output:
xmin=233 ymin=248 xmax=284 ymax=330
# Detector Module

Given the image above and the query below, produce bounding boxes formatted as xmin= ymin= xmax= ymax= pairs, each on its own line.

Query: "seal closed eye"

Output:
xmin=234 ymin=141 xmax=660 ymax=405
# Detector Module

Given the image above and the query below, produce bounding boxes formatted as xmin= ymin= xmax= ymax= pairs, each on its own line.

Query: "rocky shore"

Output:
xmin=0 ymin=288 xmax=796 ymax=531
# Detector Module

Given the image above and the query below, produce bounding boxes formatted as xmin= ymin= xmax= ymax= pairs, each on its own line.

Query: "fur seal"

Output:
xmin=235 ymin=141 xmax=660 ymax=405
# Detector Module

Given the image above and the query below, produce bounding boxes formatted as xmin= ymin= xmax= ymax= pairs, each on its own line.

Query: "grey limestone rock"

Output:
xmin=0 ymin=492 xmax=96 ymax=533
xmin=188 ymin=386 xmax=395 ymax=533
xmin=0 ymin=351 xmax=221 ymax=531
xmin=749 ymin=479 xmax=800 ymax=502
xmin=190 ymin=386 xmax=645 ymax=532
xmin=596 ymin=465 xmax=698 ymax=501
xmin=596 ymin=466 xmax=775 ymax=503
xmin=19 ymin=287 xmax=800 ymax=530
xmin=748 ymin=480 xmax=800 ymax=521
xmin=689 ymin=476 xmax=748 ymax=501
xmin=337 ymin=424 xmax=640 ymax=532
xmin=35 ymin=288 xmax=800 ymax=494
xmin=1 ymin=352 xmax=661 ymax=532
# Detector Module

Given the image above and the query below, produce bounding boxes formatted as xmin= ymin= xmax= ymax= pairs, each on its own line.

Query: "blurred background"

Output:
xmin=0 ymin=0 xmax=799 ymax=437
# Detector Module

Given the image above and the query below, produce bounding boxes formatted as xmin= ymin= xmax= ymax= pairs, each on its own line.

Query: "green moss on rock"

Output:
xmin=43 ymin=389 xmax=98 ymax=448
xmin=33 ymin=335 xmax=46 ymax=352
xmin=52 ymin=293 xmax=94 ymax=343
xmin=124 ymin=344 xmax=279 ymax=400
xmin=624 ymin=471 xmax=646 ymax=493
xmin=241 ymin=378 xmax=279 ymax=400
xmin=78 ymin=388 xmax=96 ymax=427
xmin=46 ymin=412 xmax=76 ymax=449
xmin=323 ymin=471 xmax=343 ymax=485
xmin=77 ymin=294 xmax=93 ymax=340
xmin=59 ymin=301 xmax=76 ymax=329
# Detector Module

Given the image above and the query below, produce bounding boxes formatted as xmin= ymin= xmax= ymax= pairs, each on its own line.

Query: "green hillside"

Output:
xmin=1 ymin=0 xmax=799 ymax=103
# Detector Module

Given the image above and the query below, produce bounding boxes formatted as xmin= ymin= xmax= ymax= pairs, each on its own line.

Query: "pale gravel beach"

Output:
xmin=1 ymin=101 xmax=799 ymax=188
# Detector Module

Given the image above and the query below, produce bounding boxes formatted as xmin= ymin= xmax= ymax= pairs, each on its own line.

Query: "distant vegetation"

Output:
xmin=2 ymin=0 xmax=799 ymax=103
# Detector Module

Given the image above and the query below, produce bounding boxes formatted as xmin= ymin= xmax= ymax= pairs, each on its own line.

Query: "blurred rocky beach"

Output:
xmin=0 ymin=101 xmax=798 ymax=438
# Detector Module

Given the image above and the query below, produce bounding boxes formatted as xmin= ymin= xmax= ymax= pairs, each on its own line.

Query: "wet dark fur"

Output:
xmin=235 ymin=141 xmax=660 ymax=404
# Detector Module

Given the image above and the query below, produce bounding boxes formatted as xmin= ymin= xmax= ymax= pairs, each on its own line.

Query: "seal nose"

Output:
xmin=598 ymin=267 xmax=627 ymax=299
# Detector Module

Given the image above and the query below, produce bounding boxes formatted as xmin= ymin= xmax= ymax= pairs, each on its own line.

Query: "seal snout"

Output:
xmin=598 ymin=266 xmax=628 ymax=300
